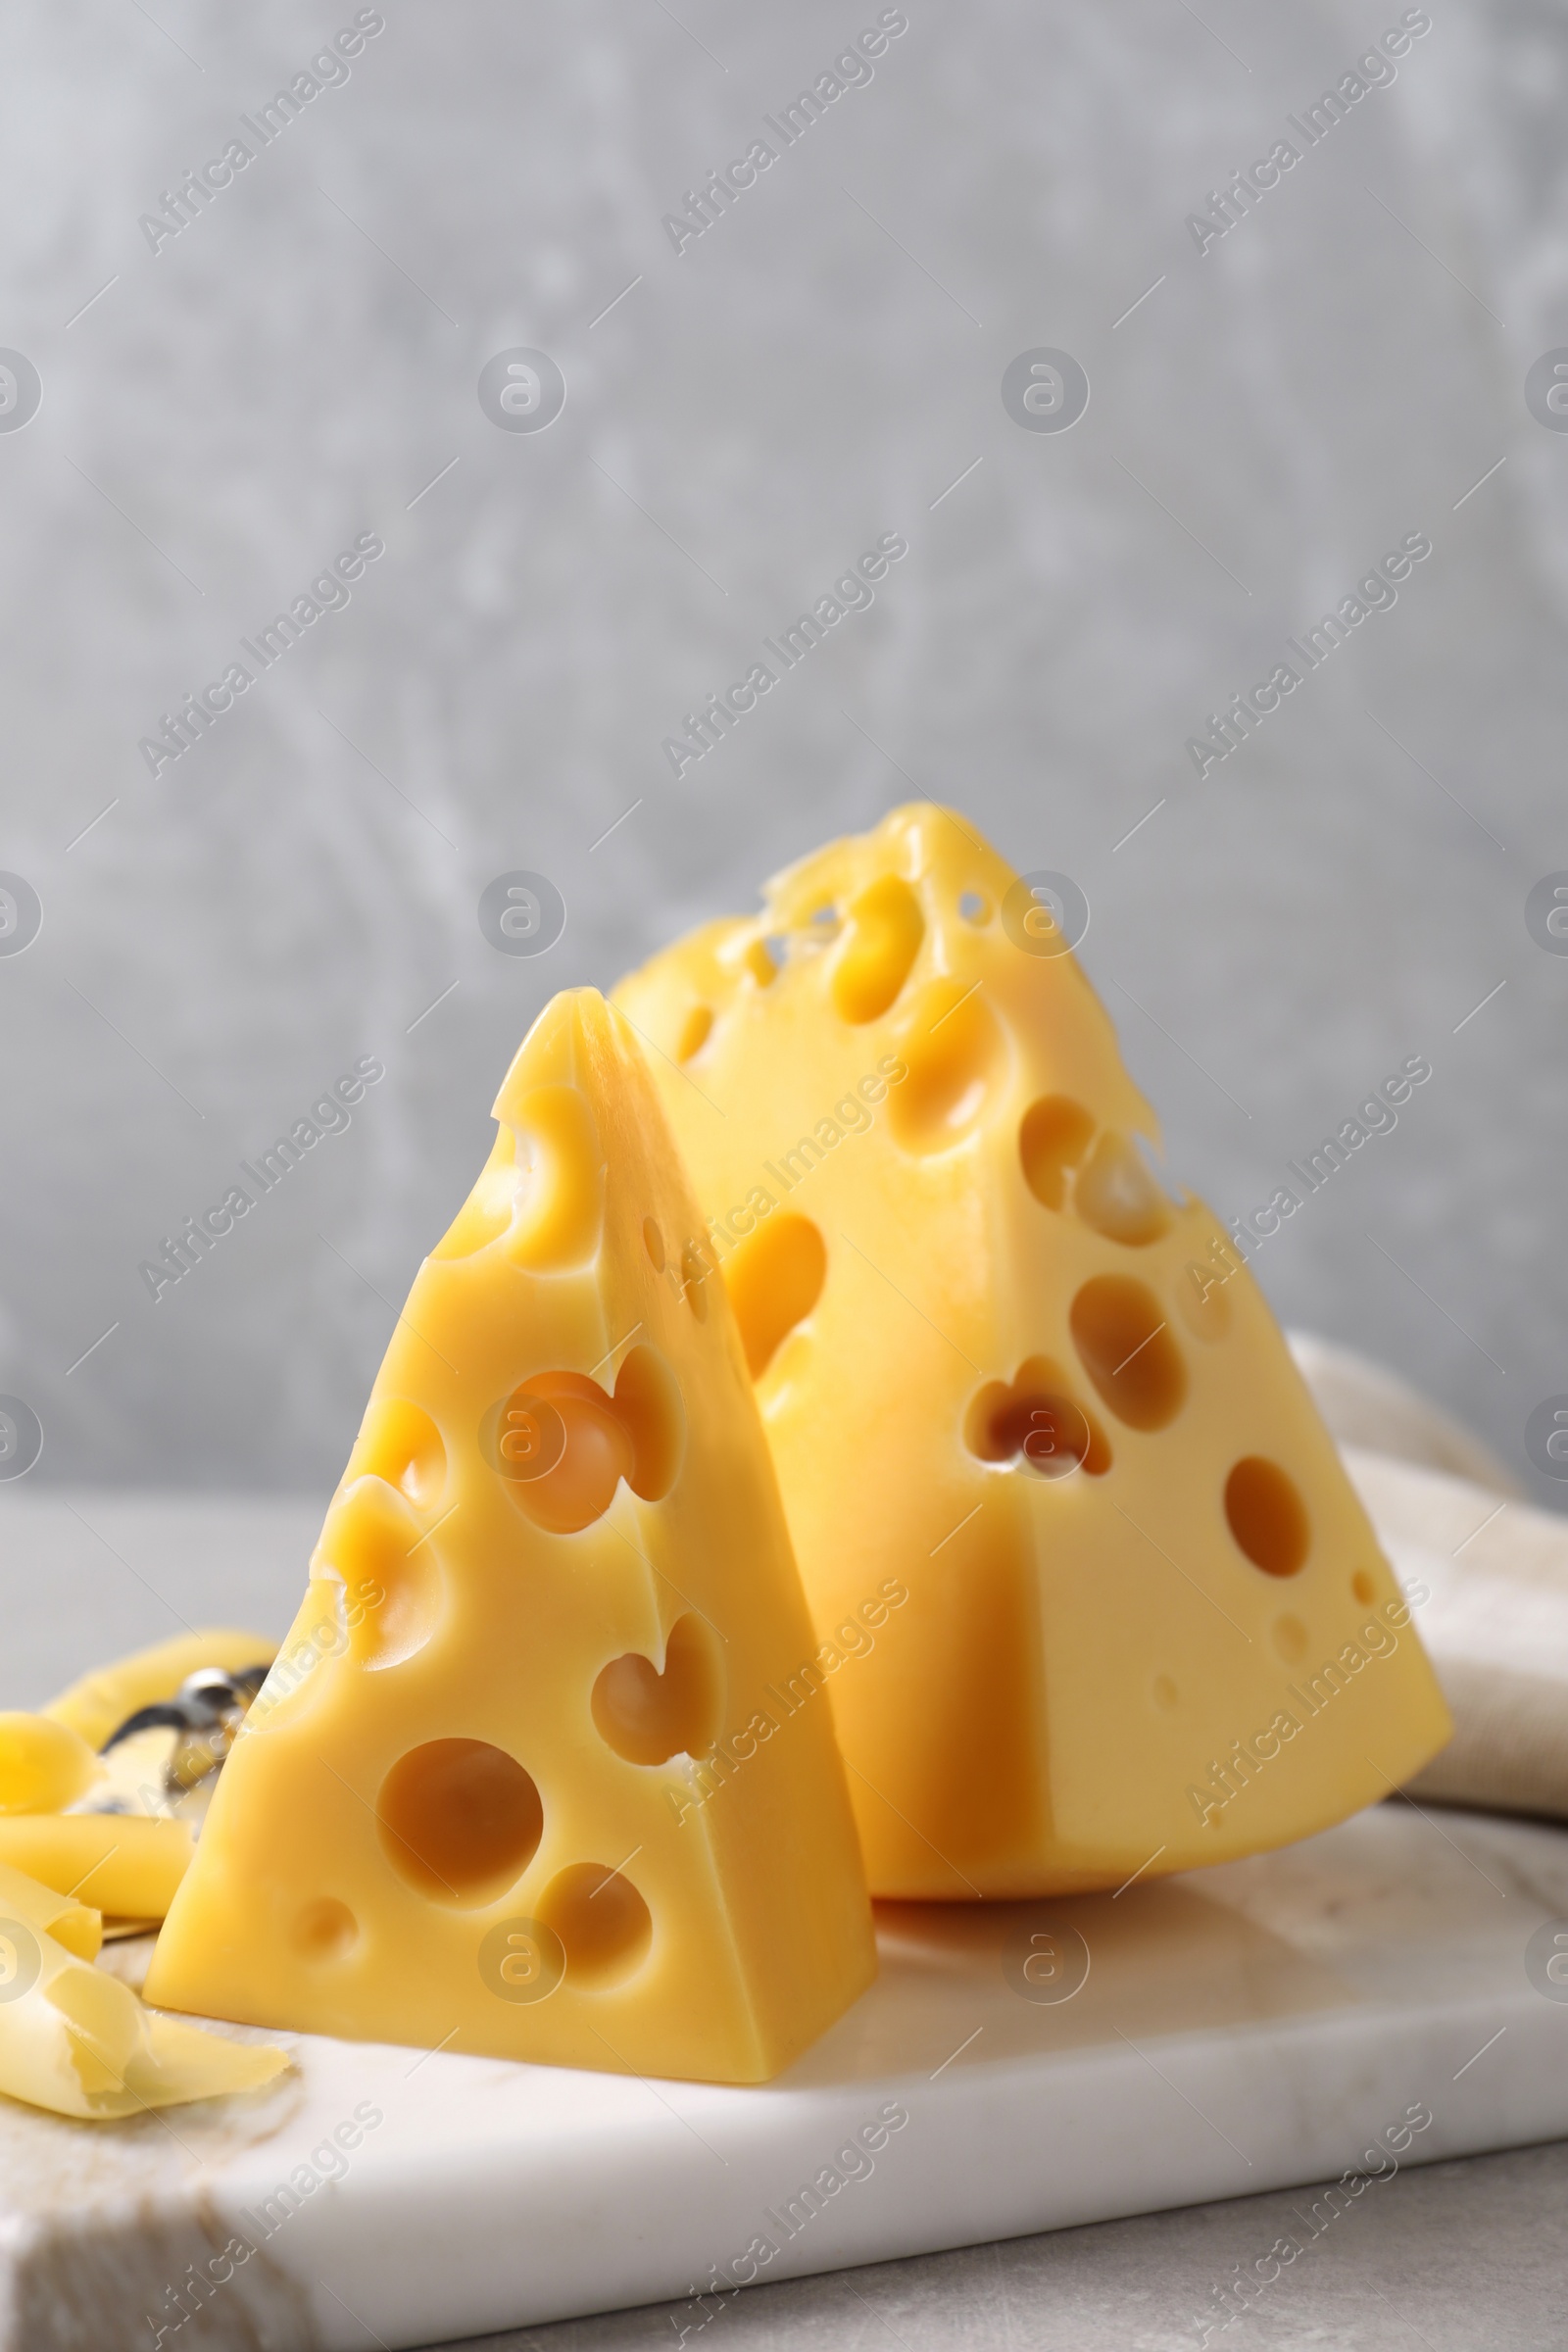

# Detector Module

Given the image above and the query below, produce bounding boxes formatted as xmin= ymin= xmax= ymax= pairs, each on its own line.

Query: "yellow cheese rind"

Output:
xmin=0 ymin=1713 xmax=103 ymax=1814
xmin=0 ymin=1815 xmax=194 ymax=1919
xmin=147 ymin=991 xmax=875 ymax=2083
xmin=0 ymin=1888 xmax=287 ymax=2120
xmin=44 ymin=1629 xmax=277 ymax=1750
xmin=612 ymin=804 xmax=1454 ymax=1897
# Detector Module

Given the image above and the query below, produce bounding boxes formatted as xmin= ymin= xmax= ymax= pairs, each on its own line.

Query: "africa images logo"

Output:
xmin=136 ymin=12 xmax=387 ymax=255
xmin=138 ymin=532 xmax=385 ymax=776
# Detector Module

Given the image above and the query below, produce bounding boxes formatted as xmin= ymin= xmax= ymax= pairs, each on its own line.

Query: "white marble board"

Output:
xmin=3 ymin=1802 xmax=1567 ymax=2351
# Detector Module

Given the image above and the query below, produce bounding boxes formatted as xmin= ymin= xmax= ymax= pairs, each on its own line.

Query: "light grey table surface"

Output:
xmin=5 ymin=1487 xmax=1565 ymax=2352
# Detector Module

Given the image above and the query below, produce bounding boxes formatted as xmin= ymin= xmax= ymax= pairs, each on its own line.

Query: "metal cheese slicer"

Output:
xmin=85 ymin=1662 xmax=273 ymax=1823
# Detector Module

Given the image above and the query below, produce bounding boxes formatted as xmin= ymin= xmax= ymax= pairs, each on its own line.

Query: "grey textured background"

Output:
xmin=0 ymin=0 xmax=1565 ymax=1508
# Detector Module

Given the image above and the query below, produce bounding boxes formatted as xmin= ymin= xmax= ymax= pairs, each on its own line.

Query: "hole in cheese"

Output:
xmin=1019 ymin=1095 xmax=1096 ymax=1209
xmin=1225 ymin=1457 xmax=1310 ymax=1578
xmin=293 ymin=1896 xmax=358 ymax=1961
xmin=614 ymin=1345 xmax=686 ymax=1499
xmin=831 ymin=874 xmax=925 ymax=1024
xmin=680 ymin=1240 xmax=710 ymax=1322
xmin=492 ymin=1355 xmax=684 ymax=1527
xmin=352 ymin=1396 xmax=447 ymax=1510
xmin=538 ymin=1862 xmax=653 ymax=1988
xmin=888 ymin=978 xmax=1004 ymax=1154
xmin=958 ymin=889 xmax=991 ymax=925
xmin=378 ymin=1739 xmax=543 ymax=1905
xmin=317 ymin=1476 xmax=442 ymax=1672
xmin=1173 ymin=1259 xmax=1233 ymax=1343
xmin=724 ymin=1214 xmax=827 ymax=1379
xmin=964 ymin=1361 xmax=1111 ymax=1478
xmin=483 ymin=1386 xmax=568 ymax=1486
xmin=432 ymin=1128 xmax=517 ymax=1258
xmin=675 ymin=1005 xmax=713 ymax=1063
xmin=1273 ymin=1613 xmax=1308 ymax=1661
xmin=1072 ymin=1134 xmax=1173 ymax=1247
xmin=1351 ymin=1568 xmax=1376 ymax=1606
xmin=1152 ymin=1674 xmax=1178 ymax=1711
xmin=503 ymin=1372 xmax=636 ymax=1535
xmin=1069 ymin=1276 xmax=1188 ymax=1431
xmin=506 ymin=1084 xmax=606 ymax=1273
xmin=591 ymin=1613 xmax=723 ymax=1766
xmin=643 ymin=1216 xmax=665 ymax=1273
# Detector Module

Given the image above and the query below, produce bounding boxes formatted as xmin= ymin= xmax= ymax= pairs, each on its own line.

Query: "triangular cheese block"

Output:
xmin=146 ymin=992 xmax=875 ymax=2082
xmin=612 ymin=806 xmax=1452 ymax=1897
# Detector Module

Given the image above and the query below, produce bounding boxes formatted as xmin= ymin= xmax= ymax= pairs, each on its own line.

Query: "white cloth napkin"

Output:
xmin=1289 ymin=1332 xmax=1568 ymax=1822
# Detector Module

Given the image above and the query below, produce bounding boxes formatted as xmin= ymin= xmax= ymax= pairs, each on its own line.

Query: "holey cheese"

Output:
xmin=613 ymin=805 xmax=1452 ymax=1898
xmin=147 ymin=992 xmax=874 ymax=2083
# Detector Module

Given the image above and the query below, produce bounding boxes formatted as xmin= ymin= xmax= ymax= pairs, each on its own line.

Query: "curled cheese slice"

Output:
xmin=0 ymin=1869 xmax=287 ymax=2119
xmin=0 ymin=1857 xmax=101 ymax=1962
xmin=0 ymin=1713 xmax=103 ymax=1814
xmin=42 ymin=1628 xmax=278 ymax=1750
xmin=0 ymin=1815 xmax=194 ymax=1920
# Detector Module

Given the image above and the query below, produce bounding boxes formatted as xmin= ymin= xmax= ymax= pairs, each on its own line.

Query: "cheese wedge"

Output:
xmin=147 ymin=990 xmax=874 ymax=2082
xmin=612 ymin=804 xmax=1453 ymax=1897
